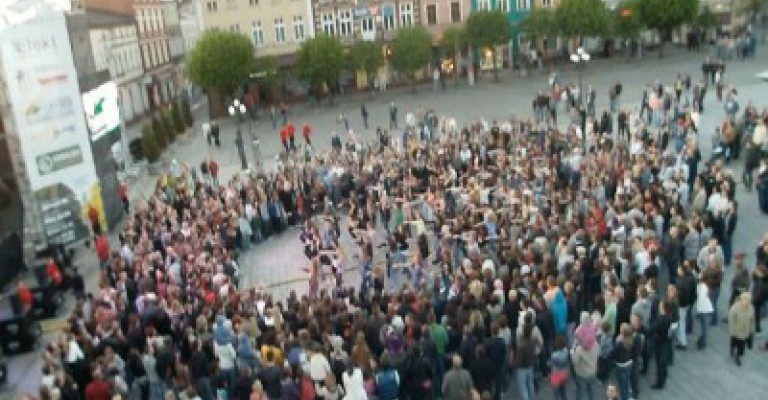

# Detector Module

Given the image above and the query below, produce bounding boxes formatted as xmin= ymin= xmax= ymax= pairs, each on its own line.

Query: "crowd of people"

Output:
xmin=33 ymin=61 xmax=768 ymax=400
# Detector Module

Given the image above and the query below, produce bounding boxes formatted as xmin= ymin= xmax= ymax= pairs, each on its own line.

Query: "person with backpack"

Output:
xmin=374 ymin=355 xmax=399 ymax=400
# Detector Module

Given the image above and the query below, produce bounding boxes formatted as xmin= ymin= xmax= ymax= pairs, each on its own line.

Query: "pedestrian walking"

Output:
xmin=361 ymin=104 xmax=369 ymax=129
xmin=389 ymin=102 xmax=398 ymax=129
xmin=728 ymin=293 xmax=755 ymax=366
xmin=302 ymin=123 xmax=312 ymax=147
xmin=280 ymin=102 xmax=288 ymax=126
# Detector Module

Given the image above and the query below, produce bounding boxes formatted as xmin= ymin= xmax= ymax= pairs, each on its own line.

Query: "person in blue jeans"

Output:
xmin=549 ymin=335 xmax=570 ymax=400
xmin=696 ymin=280 xmax=715 ymax=348
xmin=514 ymin=319 xmax=541 ymax=400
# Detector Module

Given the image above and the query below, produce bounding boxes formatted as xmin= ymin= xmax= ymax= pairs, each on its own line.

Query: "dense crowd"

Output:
xmin=34 ymin=63 xmax=768 ymax=400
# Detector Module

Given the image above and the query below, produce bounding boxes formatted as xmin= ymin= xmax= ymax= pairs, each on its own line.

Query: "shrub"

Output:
xmin=141 ymin=124 xmax=160 ymax=163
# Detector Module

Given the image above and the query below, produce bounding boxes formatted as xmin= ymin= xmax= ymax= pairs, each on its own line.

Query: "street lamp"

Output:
xmin=229 ymin=99 xmax=249 ymax=170
xmin=570 ymin=47 xmax=590 ymax=151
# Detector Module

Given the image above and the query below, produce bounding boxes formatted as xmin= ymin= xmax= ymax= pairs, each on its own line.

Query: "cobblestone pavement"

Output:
xmin=4 ymin=46 xmax=768 ymax=400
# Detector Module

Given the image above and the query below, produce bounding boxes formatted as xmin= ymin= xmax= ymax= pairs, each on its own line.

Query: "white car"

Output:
xmin=758 ymin=70 xmax=768 ymax=81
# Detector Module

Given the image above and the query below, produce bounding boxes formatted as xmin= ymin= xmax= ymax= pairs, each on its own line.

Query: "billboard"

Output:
xmin=82 ymin=81 xmax=120 ymax=141
xmin=1 ymin=10 xmax=105 ymax=246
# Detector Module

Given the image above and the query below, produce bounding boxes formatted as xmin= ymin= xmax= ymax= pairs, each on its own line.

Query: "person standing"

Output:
xmin=571 ymin=325 xmax=599 ymax=400
xmin=442 ymin=354 xmax=474 ymax=400
xmin=650 ymin=301 xmax=673 ymax=390
xmin=695 ymin=277 xmax=714 ymax=349
xmin=270 ymin=104 xmax=277 ymax=129
xmin=549 ymin=335 xmax=570 ymax=400
xmin=361 ymin=104 xmax=369 ymax=129
xmin=676 ymin=262 xmax=697 ymax=348
xmin=389 ymin=103 xmax=398 ymax=130
xmin=728 ymin=293 xmax=756 ymax=366
xmin=302 ymin=123 xmax=313 ymax=147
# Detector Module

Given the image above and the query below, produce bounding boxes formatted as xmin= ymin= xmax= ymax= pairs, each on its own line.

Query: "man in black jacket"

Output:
xmin=650 ymin=300 xmax=673 ymax=389
xmin=675 ymin=262 xmax=697 ymax=348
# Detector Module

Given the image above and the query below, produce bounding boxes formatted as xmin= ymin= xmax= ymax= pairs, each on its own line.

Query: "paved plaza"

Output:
xmin=3 ymin=47 xmax=768 ymax=400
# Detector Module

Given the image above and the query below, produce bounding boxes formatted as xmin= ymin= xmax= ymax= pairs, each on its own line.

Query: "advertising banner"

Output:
xmin=82 ymin=81 xmax=121 ymax=141
xmin=1 ymin=10 xmax=105 ymax=245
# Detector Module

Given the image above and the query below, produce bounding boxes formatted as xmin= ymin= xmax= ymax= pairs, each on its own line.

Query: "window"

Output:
xmin=361 ymin=17 xmax=374 ymax=33
xmin=230 ymin=24 xmax=240 ymax=33
xmin=142 ymin=44 xmax=149 ymax=68
xmin=541 ymin=0 xmax=552 ymax=7
xmin=477 ymin=0 xmax=490 ymax=10
xmin=293 ymin=16 xmax=305 ymax=41
xmin=450 ymin=2 xmax=461 ymax=22
xmin=207 ymin=1 xmax=218 ymax=12
xmin=339 ymin=10 xmax=353 ymax=36
xmin=383 ymin=6 xmax=396 ymax=30
xmin=252 ymin=21 xmax=264 ymax=46
xmin=399 ymin=2 xmax=413 ymax=26
xmin=498 ymin=0 xmax=509 ymax=12
xmin=426 ymin=4 xmax=437 ymax=26
xmin=274 ymin=18 xmax=286 ymax=43
xmin=516 ymin=0 xmax=530 ymax=11
xmin=249 ymin=0 xmax=258 ymax=4
xmin=322 ymin=13 xmax=335 ymax=35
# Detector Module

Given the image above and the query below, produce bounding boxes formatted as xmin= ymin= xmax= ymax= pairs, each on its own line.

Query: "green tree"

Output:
xmin=696 ymin=5 xmax=719 ymax=30
xmin=348 ymin=40 xmax=385 ymax=91
xmin=151 ymin=115 xmax=167 ymax=150
xmin=520 ymin=8 xmax=555 ymax=41
xmin=171 ymin=102 xmax=185 ymax=135
xmin=390 ymin=26 xmax=433 ymax=89
xmin=555 ymin=0 xmax=611 ymax=39
xmin=295 ymin=34 xmax=345 ymax=103
xmin=141 ymin=124 xmax=160 ymax=164
xmin=440 ymin=26 xmax=466 ymax=86
xmin=638 ymin=0 xmax=698 ymax=56
xmin=252 ymin=55 xmax=281 ymax=103
xmin=464 ymin=10 xmax=512 ymax=81
xmin=186 ymin=30 xmax=255 ymax=114
xmin=613 ymin=0 xmax=643 ymax=41
xmin=161 ymin=110 xmax=175 ymax=144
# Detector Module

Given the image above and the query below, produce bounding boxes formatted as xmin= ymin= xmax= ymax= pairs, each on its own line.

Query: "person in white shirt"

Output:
xmin=308 ymin=344 xmax=332 ymax=387
xmin=214 ymin=338 xmax=237 ymax=390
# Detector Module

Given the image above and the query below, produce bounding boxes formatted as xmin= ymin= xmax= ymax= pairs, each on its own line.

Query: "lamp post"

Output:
xmin=570 ymin=47 xmax=590 ymax=151
xmin=229 ymin=99 xmax=248 ymax=170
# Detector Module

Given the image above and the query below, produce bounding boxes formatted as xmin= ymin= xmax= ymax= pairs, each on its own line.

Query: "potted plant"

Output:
xmin=171 ymin=101 xmax=185 ymax=138
xmin=151 ymin=116 xmax=167 ymax=151
xmin=161 ymin=110 xmax=176 ymax=145
xmin=141 ymin=124 xmax=161 ymax=175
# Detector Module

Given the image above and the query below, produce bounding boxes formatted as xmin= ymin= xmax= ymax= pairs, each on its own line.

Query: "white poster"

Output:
xmin=1 ymin=10 xmax=105 ymax=245
xmin=82 ymin=81 xmax=120 ymax=141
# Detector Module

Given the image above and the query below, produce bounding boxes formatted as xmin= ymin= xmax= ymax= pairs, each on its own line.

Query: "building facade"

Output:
xmin=87 ymin=9 xmax=148 ymax=124
xmin=86 ymin=0 xmax=182 ymax=112
xmin=420 ymin=0 xmax=470 ymax=39
xmin=197 ymin=0 xmax=313 ymax=64
xmin=311 ymin=0 xmax=422 ymax=44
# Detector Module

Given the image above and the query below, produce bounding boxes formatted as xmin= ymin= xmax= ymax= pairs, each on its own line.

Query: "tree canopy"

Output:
xmin=295 ymin=34 xmax=345 ymax=90
xmin=555 ymin=0 xmax=611 ymax=38
xmin=390 ymin=26 xmax=433 ymax=78
xmin=186 ymin=30 xmax=255 ymax=97
xmin=440 ymin=26 xmax=466 ymax=56
xmin=464 ymin=10 xmax=512 ymax=49
xmin=613 ymin=0 xmax=643 ymax=39
xmin=638 ymin=0 xmax=698 ymax=36
xmin=519 ymin=8 xmax=555 ymax=41
xmin=348 ymin=40 xmax=385 ymax=79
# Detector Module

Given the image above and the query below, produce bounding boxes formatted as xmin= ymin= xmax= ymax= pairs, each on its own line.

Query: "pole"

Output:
xmin=578 ymin=63 xmax=585 ymax=152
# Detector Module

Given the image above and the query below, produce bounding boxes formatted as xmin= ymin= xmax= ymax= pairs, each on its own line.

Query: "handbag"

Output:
xmin=549 ymin=369 xmax=569 ymax=387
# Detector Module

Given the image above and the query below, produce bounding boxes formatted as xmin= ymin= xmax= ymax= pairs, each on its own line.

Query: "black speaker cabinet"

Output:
xmin=0 ymin=313 xmax=40 ymax=355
